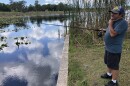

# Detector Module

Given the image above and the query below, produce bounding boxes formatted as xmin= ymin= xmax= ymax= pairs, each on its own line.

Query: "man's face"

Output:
xmin=110 ymin=12 xmax=122 ymax=20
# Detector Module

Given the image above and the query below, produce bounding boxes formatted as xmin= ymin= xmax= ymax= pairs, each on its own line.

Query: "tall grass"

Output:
xmin=69 ymin=0 xmax=128 ymax=46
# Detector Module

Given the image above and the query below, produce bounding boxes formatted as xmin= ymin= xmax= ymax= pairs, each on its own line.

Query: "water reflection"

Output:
xmin=30 ymin=15 xmax=68 ymax=27
xmin=0 ymin=24 xmax=9 ymax=29
xmin=30 ymin=15 xmax=68 ymax=22
xmin=0 ymin=16 xmax=67 ymax=86
xmin=2 ymin=76 xmax=28 ymax=86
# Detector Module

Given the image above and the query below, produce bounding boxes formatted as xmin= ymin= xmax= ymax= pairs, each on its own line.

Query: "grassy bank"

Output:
xmin=68 ymin=32 xmax=130 ymax=86
xmin=0 ymin=11 xmax=64 ymax=18
xmin=0 ymin=11 xmax=64 ymax=25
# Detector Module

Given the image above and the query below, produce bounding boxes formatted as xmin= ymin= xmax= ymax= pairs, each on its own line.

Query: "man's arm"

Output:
xmin=108 ymin=19 xmax=118 ymax=37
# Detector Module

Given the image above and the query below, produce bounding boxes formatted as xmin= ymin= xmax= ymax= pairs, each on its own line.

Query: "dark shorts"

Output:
xmin=104 ymin=50 xmax=121 ymax=70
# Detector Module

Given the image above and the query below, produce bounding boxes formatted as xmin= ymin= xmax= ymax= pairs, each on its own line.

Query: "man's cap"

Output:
xmin=109 ymin=6 xmax=125 ymax=14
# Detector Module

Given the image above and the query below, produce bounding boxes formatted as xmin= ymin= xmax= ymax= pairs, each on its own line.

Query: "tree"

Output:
xmin=9 ymin=0 xmax=14 ymax=11
xmin=28 ymin=4 xmax=35 ymax=11
xmin=9 ymin=0 xmax=26 ymax=12
xmin=58 ymin=3 xmax=64 ymax=11
xmin=0 ymin=1 xmax=72 ymax=12
xmin=18 ymin=0 xmax=27 ymax=12
xmin=0 ymin=3 xmax=11 ymax=11
xmin=9 ymin=0 xmax=14 ymax=4
xmin=35 ymin=0 xmax=39 ymax=11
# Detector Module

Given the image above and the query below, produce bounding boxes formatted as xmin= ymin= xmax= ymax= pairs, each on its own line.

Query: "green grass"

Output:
xmin=68 ymin=33 xmax=130 ymax=86
xmin=0 ymin=11 xmax=64 ymax=18
xmin=0 ymin=11 xmax=64 ymax=25
xmin=69 ymin=44 xmax=88 ymax=86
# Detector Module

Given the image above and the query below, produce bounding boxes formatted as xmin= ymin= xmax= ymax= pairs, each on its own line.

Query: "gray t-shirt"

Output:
xmin=104 ymin=18 xmax=128 ymax=53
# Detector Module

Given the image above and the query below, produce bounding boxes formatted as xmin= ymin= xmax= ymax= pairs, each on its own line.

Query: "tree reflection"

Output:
xmin=0 ymin=15 xmax=68 ymax=29
xmin=2 ymin=76 xmax=28 ymax=86
xmin=0 ymin=24 xmax=9 ymax=29
xmin=30 ymin=15 xmax=68 ymax=26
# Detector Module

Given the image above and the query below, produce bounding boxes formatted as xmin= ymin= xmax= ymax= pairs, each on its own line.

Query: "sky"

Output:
xmin=0 ymin=0 xmax=68 ymax=6
xmin=0 ymin=0 xmax=129 ymax=6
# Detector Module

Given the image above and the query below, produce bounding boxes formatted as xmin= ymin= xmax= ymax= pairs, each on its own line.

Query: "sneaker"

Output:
xmin=101 ymin=73 xmax=112 ymax=79
xmin=105 ymin=81 xmax=118 ymax=86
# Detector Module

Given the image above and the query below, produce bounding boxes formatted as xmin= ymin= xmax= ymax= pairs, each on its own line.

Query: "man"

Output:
xmin=101 ymin=6 xmax=128 ymax=86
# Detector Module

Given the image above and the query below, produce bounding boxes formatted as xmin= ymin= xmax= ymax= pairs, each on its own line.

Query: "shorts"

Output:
xmin=104 ymin=50 xmax=121 ymax=70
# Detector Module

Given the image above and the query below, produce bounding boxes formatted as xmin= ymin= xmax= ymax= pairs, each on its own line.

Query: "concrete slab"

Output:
xmin=56 ymin=35 xmax=69 ymax=86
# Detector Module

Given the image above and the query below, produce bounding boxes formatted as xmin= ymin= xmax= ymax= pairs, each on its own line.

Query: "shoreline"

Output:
xmin=0 ymin=11 xmax=65 ymax=25
xmin=0 ymin=11 xmax=64 ymax=18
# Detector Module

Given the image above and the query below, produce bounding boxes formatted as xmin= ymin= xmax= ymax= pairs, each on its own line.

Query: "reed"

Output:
xmin=69 ymin=0 xmax=128 ymax=46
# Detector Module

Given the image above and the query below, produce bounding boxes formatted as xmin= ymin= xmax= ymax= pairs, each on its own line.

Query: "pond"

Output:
xmin=0 ymin=16 xmax=69 ymax=86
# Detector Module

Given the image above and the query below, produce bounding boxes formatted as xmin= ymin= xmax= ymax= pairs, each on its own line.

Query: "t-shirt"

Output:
xmin=104 ymin=18 xmax=128 ymax=53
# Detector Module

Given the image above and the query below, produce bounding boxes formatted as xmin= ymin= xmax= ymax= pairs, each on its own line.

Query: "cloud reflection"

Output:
xmin=2 ymin=76 xmax=28 ymax=86
xmin=0 ymin=20 xmax=65 ymax=86
xmin=0 ymin=64 xmax=53 ymax=86
xmin=0 ymin=50 xmax=60 ymax=86
xmin=29 ymin=23 xmax=65 ymax=40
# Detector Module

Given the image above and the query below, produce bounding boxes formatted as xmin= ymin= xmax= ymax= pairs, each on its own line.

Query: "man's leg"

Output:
xmin=104 ymin=68 xmax=119 ymax=86
xmin=106 ymin=51 xmax=121 ymax=81
xmin=112 ymin=69 xmax=119 ymax=81
xmin=101 ymin=67 xmax=112 ymax=79
xmin=107 ymin=68 xmax=112 ymax=74
xmin=107 ymin=68 xmax=119 ymax=80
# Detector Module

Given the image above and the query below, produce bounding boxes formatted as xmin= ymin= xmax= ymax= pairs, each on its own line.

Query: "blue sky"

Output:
xmin=0 ymin=0 xmax=129 ymax=6
xmin=0 ymin=0 xmax=68 ymax=6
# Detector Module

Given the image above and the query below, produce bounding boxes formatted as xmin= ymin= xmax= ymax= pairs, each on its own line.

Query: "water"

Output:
xmin=0 ymin=16 xmax=68 ymax=86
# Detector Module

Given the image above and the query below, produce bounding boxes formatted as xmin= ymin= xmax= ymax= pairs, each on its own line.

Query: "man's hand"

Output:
xmin=109 ymin=19 xmax=114 ymax=26
xmin=108 ymin=19 xmax=117 ymax=37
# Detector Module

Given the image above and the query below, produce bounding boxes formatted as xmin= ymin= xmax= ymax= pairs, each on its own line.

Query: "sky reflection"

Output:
xmin=0 ymin=18 xmax=66 ymax=86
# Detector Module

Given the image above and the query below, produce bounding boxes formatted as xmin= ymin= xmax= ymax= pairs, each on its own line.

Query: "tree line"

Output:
xmin=0 ymin=0 xmax=72 ymax=12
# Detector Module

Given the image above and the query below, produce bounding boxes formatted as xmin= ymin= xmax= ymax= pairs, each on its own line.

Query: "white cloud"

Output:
xmin=44 ymin=0 xmax=68 ymax=4
xmin=29 ymin=25 xmax=45 ymax=40
xmin=29 ymin=24 xmax=59 ymax=40
xmin=54 ymin=0 xmax=68 ymax=4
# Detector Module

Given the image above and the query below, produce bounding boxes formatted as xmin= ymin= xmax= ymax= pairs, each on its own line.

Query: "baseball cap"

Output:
xmin=109 ymin=6 xmax=125 ymax=14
